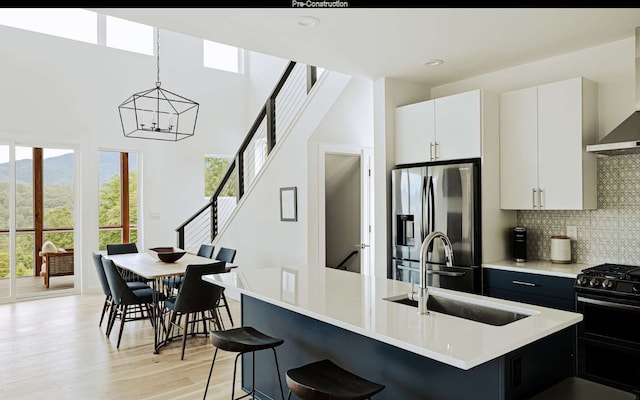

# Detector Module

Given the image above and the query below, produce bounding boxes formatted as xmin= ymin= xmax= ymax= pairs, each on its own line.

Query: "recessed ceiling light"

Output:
xmin=424 ymin=59 xmax=444 ymax=67
xmin=297 ymin=16 xmax=320 ymax=28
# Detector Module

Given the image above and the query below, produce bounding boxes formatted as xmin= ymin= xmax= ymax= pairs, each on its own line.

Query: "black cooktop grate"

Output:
xmin=581 ymin=263 xmax=640 ymax=280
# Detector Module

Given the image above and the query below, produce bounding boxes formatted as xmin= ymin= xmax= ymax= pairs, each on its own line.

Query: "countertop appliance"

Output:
xmin=574 ymin=263 xmax=640 ymax=394
xmin=391 ymin=158 xmax=481 ymax=294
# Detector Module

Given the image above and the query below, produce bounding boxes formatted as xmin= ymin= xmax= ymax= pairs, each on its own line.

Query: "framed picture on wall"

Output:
xmin=280 ymin=186 xmax=297 ymax=222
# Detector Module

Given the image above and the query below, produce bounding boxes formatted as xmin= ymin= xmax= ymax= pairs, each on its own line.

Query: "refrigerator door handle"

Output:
xmin=421 ymin=175 xmax=428 ymax=241
xmin=427 ymin=270 xmax=465 ymax=277
xmin=428 ymin=175 xmax=435 ymax=235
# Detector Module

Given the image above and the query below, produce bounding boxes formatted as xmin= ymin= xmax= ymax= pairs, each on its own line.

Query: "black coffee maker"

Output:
xmin=512 ymin=227 xmax=527 ymax=262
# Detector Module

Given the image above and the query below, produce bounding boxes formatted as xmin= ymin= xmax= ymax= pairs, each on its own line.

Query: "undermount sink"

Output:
xmin=383 ymin=293 xmax=532 ymax=326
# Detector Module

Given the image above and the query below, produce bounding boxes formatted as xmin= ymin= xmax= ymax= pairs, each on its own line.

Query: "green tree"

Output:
xmin=204 ymin=157 xmax=236 ymax=198
xmin=97 ymin=170 xmax=137 ymax=250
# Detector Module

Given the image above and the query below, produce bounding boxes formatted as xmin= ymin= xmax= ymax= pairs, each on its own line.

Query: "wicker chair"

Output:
xmin=39 ymin=249 xmax=74 ymax=288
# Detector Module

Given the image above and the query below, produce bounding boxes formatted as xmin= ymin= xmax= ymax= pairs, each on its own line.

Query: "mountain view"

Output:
xmin=0 ymin=152 xmax=136 ymax=185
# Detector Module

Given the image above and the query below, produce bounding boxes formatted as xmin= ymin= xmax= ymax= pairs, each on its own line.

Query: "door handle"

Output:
xmin=434 ymin=142 xmax=439 ymax=160
xmin=429 ymin=142 xmax=435 ymax=161
xmin=354 ymin=243 xmax=370 ymax=249
xmin=532 ymin=188 xmax=537 ymax=209
xmin=538 ymin=188 xmax=544 ymax=209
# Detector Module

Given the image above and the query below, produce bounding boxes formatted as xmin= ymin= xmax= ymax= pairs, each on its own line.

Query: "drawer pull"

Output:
xmin=512 ymin=280 xmax=538 ymax=287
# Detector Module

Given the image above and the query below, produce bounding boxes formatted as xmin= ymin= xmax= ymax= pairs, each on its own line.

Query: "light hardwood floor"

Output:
xmin=0 ymin=294 xmax=245 ymax=400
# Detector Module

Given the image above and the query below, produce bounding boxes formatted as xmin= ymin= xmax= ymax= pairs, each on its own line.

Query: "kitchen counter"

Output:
xmin=483 ymin=259 xmax=592 ymax=278
xmin=203 ymin=264 xmax=581 ymax=370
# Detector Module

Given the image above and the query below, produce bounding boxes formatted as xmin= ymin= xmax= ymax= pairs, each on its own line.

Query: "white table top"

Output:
xmin=483 ymin=259 xmax=592 ymax=278
xmin=202 ymin=265 xmax=583 ymax=370
xmin=103 ymin=251 xmax=236 ymax=279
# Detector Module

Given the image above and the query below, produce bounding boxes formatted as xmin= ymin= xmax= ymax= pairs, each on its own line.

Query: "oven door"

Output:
xmin=576 ymin=293 xmax=640 ymax=393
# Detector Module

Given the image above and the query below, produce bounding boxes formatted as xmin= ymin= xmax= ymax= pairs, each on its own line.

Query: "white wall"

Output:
xmin=431 ymin=37 xmax=636 ymax=140
xmin=213 ymin=72 xmax=354 ymax=272
xmin=308 ymin=77 xmax=374 ymax=268
xmin=245 ymin=51 xmax=290 ymax=125
xmin=0 ymin=25 xmax=253 ymax=294
xmin=372 ymin=78 xmax=431 ymax=278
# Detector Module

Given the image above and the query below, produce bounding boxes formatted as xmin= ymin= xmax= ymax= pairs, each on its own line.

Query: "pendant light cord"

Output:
xmin=156 ymin=27 xmax=161 ymax=87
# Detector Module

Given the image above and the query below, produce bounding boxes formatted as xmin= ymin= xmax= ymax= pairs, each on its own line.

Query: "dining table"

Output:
xmin=102 ymin=250 xmax=237 ymax=354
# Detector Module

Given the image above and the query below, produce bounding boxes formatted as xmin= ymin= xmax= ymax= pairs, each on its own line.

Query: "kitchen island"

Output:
xmin=203 ymin=265 xmax=582 ymax=400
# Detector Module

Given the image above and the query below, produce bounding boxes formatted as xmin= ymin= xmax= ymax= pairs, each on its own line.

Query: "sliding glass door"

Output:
xmin=0 ymin=144 xmax=77 ymax=301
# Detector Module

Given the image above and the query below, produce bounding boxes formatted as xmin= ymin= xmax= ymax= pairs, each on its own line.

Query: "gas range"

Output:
xmin=574 ymin=263 xmax=640 ymax=297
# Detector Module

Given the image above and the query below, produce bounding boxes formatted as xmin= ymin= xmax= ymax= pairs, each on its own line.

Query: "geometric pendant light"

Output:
xmin=118 ymin=27 xmax=199 ymax=141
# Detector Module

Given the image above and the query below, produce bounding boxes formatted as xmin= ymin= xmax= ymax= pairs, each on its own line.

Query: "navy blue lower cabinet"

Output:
xmin=240 ymin=294 xmax=574 ymax=400
xmin=483 ymin=268 xmax=577 ymax=312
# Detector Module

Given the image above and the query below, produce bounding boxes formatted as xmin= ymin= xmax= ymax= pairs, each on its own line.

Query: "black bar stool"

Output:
xmin=286 ymin=359 xmax=385 ymax=400
xmin=203 ymin=326 xmax=285 ymax=400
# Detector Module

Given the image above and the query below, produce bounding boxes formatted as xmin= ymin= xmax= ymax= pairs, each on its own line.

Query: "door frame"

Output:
xmin=318 ymin=144 xmax=373 ymax=276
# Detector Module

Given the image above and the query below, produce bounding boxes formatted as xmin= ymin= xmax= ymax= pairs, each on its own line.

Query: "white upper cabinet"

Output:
xmin=395 ymin=100 xmax=434 ymax=164
xmin=395 ymin=89 xmax=482 ymax=164
xmin=500 ymin=77 xmax=598 ymax=210
xmin=434 ymin=89 xmax=482 ymax=161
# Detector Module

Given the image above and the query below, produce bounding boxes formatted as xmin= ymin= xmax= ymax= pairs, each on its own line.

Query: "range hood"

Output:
xmin=587 ymin=27 xmax=640 ymax=156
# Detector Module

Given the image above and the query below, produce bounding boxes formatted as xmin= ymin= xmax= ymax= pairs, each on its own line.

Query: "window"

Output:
xmin=204 ymin=156 xmax=234 ymax=198
xmin=98 ymin=151 xmax=138 ymax=250
xmin=106 ymin=15 xmax=153 ymax=56
xmin=0 ymin=9 xmax=154 ymax=56
xmin=203 ymin=40 xmax=242 ymax=73
xmin=0 ymin=8 xmax=97 ymax=44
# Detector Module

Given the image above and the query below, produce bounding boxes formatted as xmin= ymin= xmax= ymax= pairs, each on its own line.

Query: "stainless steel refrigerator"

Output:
xmin=391 ymin=159 xmax=481 ymax=294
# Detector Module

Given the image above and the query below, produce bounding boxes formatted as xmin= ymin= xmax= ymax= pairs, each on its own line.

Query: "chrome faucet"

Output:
xmin=416 ymin=231 xmax=454 ymax=315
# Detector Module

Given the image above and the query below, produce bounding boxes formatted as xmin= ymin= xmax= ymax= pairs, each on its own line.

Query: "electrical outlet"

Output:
xmin=150 ymin=211 xmax=161 ymax=220
xmin=566 ymin=225 xmax=577 ymax=240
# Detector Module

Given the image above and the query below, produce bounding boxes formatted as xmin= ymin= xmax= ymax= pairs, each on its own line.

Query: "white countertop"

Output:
xmin=483 ymin=259 xmax=592 ymax=278
xmin=203 ymin=265 xmax=582 ymax=370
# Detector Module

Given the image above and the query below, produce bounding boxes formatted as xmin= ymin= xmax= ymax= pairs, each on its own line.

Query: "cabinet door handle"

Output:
xmin=532 ymin=188 xmax=537 ymax=209
xmin=429 ymin=142 xmax=435 ymax=161
xmin=435 ymin=142 xmax=439 ymax=160
xmin=512 ymin=280 xmax=538 ymax=287
xmin=538 ymin=188 xmax=544 ymax=209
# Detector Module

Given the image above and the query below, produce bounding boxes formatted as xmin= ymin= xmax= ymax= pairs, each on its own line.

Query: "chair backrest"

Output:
xmin=92 ymin=252 xmax=111 ymax=297
xmin=197 ymin=244 xmax=215 ymax=259
xmin=173 ymin=262 xmax=226 ymax=313
xmin=215 ymin=247 xmax=236 ymax=263
xmin=102 ymin=257 xmax=140 ymax=305
xmin=106 ymin=243 xmax=139 ymax=255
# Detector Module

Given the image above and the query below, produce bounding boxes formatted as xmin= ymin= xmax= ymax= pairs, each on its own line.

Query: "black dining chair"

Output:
xmin=91 ymin=252 xmax=148 ymax=335
xmin=214 ymin=247 xmax=237 ymax=328
xmin=163 ymin=244 xmax=216 ymax=292
xmin=106 ymin=242 xmax=139 ymax=255
xmin=102 ymin=257 xmax=163 ymax=349
xmin=105 ymin=242 xmax=150 ymax=284
xmin=164 ymin=262 xmax=226 ymax=360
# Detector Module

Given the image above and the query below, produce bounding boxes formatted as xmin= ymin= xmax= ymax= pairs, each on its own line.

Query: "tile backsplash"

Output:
xmin=517 ymin=154 xmax=640 ymax=265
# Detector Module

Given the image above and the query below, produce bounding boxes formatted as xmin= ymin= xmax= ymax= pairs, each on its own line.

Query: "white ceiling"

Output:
xmin=94 ymin=8 xmax=640 ymax=87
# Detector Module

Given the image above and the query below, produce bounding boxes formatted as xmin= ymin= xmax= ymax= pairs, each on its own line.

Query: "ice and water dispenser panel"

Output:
xmin=396 ymin=214 xmax=415 ymax=246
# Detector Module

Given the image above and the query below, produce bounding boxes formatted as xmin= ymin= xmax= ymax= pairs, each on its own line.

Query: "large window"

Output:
xmin=98 ymin=151 xmax=138 ymax=250
xmin=203 ymin=39 xmax=243 ymax=73
xmin=0 ymin=9 xmax=154 ymax=56
xmin=0 ymin=8 xmax=97 ymax=44
xmin=106 ymin=15 xmax=153 ymax=55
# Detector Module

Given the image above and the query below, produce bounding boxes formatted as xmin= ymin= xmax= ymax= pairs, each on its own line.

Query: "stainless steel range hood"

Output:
xmin=587 ymin=27 xmax=640 ymax=156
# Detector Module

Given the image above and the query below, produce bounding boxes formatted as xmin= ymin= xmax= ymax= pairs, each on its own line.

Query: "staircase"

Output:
xmin=175 ymin=61 xmax=323 ymax=251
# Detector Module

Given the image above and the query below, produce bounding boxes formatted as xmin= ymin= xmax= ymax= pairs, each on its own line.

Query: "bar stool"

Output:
xmin=286 ymin=359 xmax=385 ymax=400
xmin=203 ymin=326 xmax=285 ymax=400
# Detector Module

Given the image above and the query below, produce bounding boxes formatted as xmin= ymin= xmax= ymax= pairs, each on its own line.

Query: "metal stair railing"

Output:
xmin=176 ymin=62 xmax=319 ymax=250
